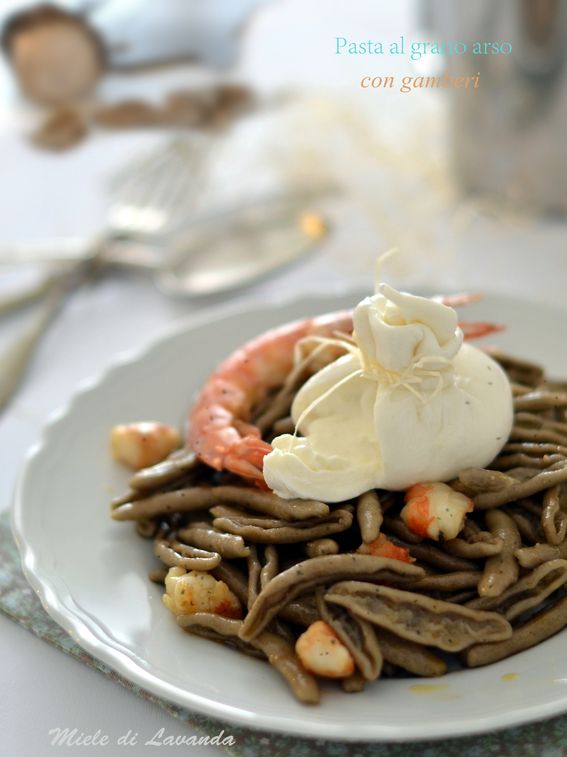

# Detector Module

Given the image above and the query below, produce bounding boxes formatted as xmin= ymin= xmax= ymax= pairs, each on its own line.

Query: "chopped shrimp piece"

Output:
xmin=401 ymin=482 xmax=473 ymax=541
xmin=111 ymin=421 xmax=180 ymax=470
xmin=162 ymin=567 xmax=242 ymax=619
xmin=357 ymin=534 xmax=414 ymax=563
xmin=295 ymin=620 xmax=355 ymax=678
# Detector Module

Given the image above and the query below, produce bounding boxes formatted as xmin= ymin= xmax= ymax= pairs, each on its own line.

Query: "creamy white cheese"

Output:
xmin=263 ymin=283 xmax=514 ymax=501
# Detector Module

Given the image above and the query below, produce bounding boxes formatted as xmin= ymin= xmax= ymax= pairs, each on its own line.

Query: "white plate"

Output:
xmin=12 ymin=291 xmax=567 ymax=742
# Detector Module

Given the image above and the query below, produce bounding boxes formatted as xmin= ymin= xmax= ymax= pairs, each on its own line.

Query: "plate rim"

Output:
xmin=11 ymin=289 xmax=567 ymax=742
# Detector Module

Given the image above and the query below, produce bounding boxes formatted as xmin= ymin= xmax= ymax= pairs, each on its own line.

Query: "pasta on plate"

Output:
xmin=110 ymin=283 xmax=567 ymax=705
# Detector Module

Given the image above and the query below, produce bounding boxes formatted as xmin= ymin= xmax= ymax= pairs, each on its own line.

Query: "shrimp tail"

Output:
xmin=441 ymin=293 xmax=505 ymax=341
xmin=440 ymin=292 xmax=482 ymax=308
xmin=459 ymin=321 xmax=505 ymax=340
xmin=224 ymin=436 xmax=272 ymax=485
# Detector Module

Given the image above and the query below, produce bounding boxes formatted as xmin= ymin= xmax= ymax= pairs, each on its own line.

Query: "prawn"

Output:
xmin=401 ymin=482 xmax=473 ymax=541
xmin=357 ymin=534 xmax=414 ymax=563
xmin=295 ymin=620 xmax=355 ymax=678
xmin=162 ymin=566 xmax=242 ymax=619
xmin=188 ymin=310 xmax=353 ymax=483
xmin=188 ymin=296 xmax=502 ymax=487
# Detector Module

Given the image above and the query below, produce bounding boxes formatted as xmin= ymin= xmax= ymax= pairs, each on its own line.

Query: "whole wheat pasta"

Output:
xmin=466 ymin=559 xmax=567 ymax=621
xmin=110 ymin=346 xmax=567 ymax=704
xmin=177 ymin=614 xmax=265 ymax=660
xmin=485 ymin=348 xmax=544 ymax=386
xmin=317 ymin=593 xmax=383 ymax=681
xmin=514 ymin=412 xmax=567 ymax=436
xmin=113 ymin=485 xmax=329 ymax=522
xmin=514 ymin=390 xmax=567 ymax=412
xmin=279 ymin=596 xmax=319 ymax=627
xmin=325 ymin=581 xmax=512 ymax=651
xmin=154 ymin=538 xmax=221 ymax=571
xmin=541 ymin=484 xmax=567 ymax=545
xmin=403 ymin=542 xmax=477 ymax=572
xmin=260 ymin=545 xmax=279 ymax=588
xmin=463 ymin=594 xmax=567 ymax=667
xmin=212 ymin=507 xmax=353 ymax=544
xmin=515 ymin=541 xmax=567 ymax=569
xmin=211 ymin=562 xmax=248 ymax=606
xmin=374 ymin=629 xmax=447 ymax=677
xmin=250 ymin=630 xmax=320 ymax=704
xmin=253 ymin=345 xmax=324 ymax=435
xmin=502 ymin=442 xmax=567 ymax=457
xmin=148 ymin=568 xmax=167 ymax=584
xmin=356 ymin=490 xmax=383 ymax=544
xmin=271 ymin=416 xmax=295 ymax=435
xmin=491 ymin=453 xmax=564 ymax=471
xmin=382 ymin=515 xmax=423 ymax=544
xmin=305 ymin=538 xmax=340 ymax=558
xmin=515 ymin=498 xmax=543 ymax=516
xmin=136 ymin=519 xmax=158 ymax=538
xmin=457 ymin=468 xmax=517 ymax=494
xmin=341 ymin=672 xmax=366 ymax=692
xmin=177 ymin=524 xmax=251 ymax=559
xmin=477 ymin=511 xmax=520 ymax=597
xmin=510 ymin=382 xmax=532 ymax=397
xmin=240 ymin=555 xmax=424 ymax=641
xmin=247 ymin=545 xmax=261 ymax=608
xmin=510 ymin=426 xmax=567 ymax=447
xmin=444 ymin=590 xmax=478 ymax=605
xmin=505 ymin=509 xmax=541 ymax=545
xmin=474 ymin=463 xmax=567 ymax=509
xmin=410 ymin=571 xmax=483 ymax=593
xmin=129 ymin=450 xmax=201 ymax=492
xmin=443 ymin=535 xmax=503 ymax=559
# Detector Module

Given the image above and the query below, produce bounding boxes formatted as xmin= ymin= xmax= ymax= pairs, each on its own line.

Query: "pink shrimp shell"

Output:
xmin=187 ymin=310 xmax=353 ymax=475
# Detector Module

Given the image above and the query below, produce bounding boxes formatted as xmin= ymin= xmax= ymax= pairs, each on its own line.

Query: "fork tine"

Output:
xmin=107 ymin=135 xmax=215 ymax=237
xmin=143 ymin=140 xmax=209 ymax=230
xmin=155 ymin=158 xmax=202 ymax=229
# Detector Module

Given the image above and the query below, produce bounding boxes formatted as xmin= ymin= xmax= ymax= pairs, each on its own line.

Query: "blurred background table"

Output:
xmin=0 ymin=1 xmax=566 ymax=755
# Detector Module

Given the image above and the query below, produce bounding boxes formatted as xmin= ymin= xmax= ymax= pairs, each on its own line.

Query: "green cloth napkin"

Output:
xmin=1 ymin=508 xmax=565 ymax=756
